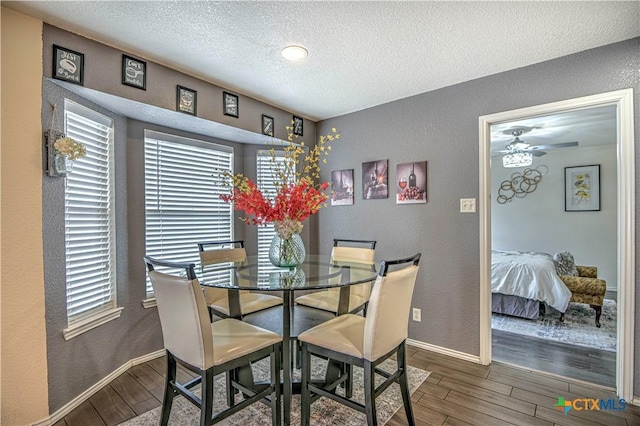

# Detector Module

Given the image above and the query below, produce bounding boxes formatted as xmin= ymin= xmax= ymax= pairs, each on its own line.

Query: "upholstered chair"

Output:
xmin=197 ymin=240 xmax=282 ymax=319
xmin=295 ymin=239 xmax=376 ymax=315
xmin=144 ymin=256 xmax=282 ymax=426
xmin=298 ymin=253 xmax=421 ymax=426
xmin=559 ymin=265 xmax=607 ymax=327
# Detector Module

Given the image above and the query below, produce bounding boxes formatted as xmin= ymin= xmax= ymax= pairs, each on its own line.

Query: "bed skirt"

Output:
xmin=492 ymin=293 xmax=540 ymax=320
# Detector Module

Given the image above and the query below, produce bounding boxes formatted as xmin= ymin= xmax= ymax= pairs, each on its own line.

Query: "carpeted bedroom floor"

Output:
xmin=491 ymin=299 xmax=616 ymax=352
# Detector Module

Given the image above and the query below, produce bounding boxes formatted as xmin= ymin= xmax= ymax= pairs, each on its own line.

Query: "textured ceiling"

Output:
xmin=5 ymin=1 xmax=640 ymax=122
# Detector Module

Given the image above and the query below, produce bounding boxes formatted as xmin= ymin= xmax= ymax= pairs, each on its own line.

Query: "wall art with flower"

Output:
xmin=564 ymin=164 xmax=600 ymax=212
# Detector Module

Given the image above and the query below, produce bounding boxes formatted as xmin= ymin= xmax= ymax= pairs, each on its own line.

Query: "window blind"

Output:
xmin=144 ymin=131 xmax=233 ymax=296
xmin=64 ymin=100 xmax=115 ymax=323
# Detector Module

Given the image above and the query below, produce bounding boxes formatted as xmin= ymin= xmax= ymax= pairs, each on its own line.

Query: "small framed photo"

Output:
xmin=122 ymin=54 xmax=146 ymax=90
xmin=262 ymin=115 xmax=274 ymax=137
xmin=396 ymin=161 xmax=427 ymax=204
xmin=331 ymin=169 xmax=354 ymax=206
xmin=292 ymin=115 xmax=303 ymax=136
xmin=565 ymin=164 xmax=600 ymax=211
xmin=176 ymin=85 xmax=197 ymax=115
xmin=223 ymin=91 xmax=239 ymax=117
xmin=362 ymin=160 xmax=388 ymax=200
xmin=53 ymin=45 xmax=84 ymax=85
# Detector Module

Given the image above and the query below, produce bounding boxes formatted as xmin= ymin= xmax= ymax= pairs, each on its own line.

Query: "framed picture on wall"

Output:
xmin=362 ymin=160 xmax=388 ymax=199
xmin=176 ymin=85 xmax=197 ymax=115
xmin=121 ymin=54 xmax=146 ymax=90
xmin=223 ymin=91 xmax=239 ymax=117
xmin=396 ymin=161 xmax=427 ymax=204
xmin=564 ymin=164 xmax=600 ymax=211
xmin=292 ymin=115 xmax=303 ymax=136
xmin=53 ymin=45 xmax=84 ymax=85
xmin=331 ymin=169 xmax=354 ymax=206
xmin=262 ymin=115 xmax=274 ymax=137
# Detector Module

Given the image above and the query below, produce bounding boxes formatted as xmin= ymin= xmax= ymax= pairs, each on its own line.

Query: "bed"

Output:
xmin=491 ymin=250 xmax=572 ymax=320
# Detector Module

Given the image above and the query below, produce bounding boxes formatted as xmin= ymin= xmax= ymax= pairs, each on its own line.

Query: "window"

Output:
xmin=144 ymin=131 xmax=233 ymax=297
xmin=62 ymin=100 xmax=119 ymax=339
xmin=256 ymin=150 xmax=286 ymax=264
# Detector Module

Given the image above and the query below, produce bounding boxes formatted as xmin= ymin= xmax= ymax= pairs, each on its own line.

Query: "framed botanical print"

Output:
xmin=565 ymin=164 xmax=600 ymax=211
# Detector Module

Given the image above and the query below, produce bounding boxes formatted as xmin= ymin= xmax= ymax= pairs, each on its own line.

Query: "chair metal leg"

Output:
xmin=200 ymin=368 xmax=214 ymax=426
xmin=226 ymin=369 xmax=236 ymax=407
xmin=345 ymin=363 xmax=353 ymax=398
xmin=398 ymin=344 xmax=415 ymax=426
xmin=161 ymin=352 xmax=177 ymax=426
xmin=364 ymin=359 xmax=377 ymax=426
xmin=271 ymin=344 xmax=282 ymax=426
xmin=301 ymin=343 xmax=312 ymax=426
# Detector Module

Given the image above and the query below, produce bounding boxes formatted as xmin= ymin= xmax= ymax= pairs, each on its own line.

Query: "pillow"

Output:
xmin=553 ymin=251 xmax=578 ymax=276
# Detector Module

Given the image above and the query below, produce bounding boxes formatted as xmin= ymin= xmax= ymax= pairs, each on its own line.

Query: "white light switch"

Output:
xmin=460 ymin=198 xmax=476 ymax=213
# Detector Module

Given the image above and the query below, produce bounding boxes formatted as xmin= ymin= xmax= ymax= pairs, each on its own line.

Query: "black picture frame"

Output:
xmin=53 ymin=44 xmax=84 ymax=85
xmin=292 ymin=115 xmax=303 ymax=136
xmin=121 ymin=54 xmax=146 ymax=90
xmin=223 ymin=91 xmax=239 ymax=117
xmin=262 ymin=115 xmax=274 ymax=137
xmin=564 ymin=164 xmax=601 ymax=212
xmin=176 ymin=85 xmax=197 ymax=115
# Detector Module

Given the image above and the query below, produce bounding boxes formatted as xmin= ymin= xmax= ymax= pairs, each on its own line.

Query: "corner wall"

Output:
xmin=1 ymin=8 xmax=50 ymax=424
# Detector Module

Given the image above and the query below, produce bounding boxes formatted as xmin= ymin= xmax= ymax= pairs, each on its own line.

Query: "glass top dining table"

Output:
xmin=197 ymin=254 xmax=379 ymax=425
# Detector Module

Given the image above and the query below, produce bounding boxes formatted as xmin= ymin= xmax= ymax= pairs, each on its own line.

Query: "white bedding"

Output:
xmin=491 ymin=250 xmax=571 ymax=313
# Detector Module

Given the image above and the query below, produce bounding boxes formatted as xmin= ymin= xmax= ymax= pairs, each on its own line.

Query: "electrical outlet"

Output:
xmin=412 ymin=308 xmax=421 ymax=322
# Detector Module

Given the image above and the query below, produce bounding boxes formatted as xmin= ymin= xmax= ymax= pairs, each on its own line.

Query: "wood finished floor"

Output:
xmin=53 ymin=345 xmax=639 ymax=426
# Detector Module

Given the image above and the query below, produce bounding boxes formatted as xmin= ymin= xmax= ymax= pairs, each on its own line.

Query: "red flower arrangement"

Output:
xmin=219 ymin=126 xmax=340 ymax=239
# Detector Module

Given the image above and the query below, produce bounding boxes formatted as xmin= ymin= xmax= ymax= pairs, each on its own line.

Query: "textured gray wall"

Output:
xmin=316 ymin=38 xmax=639 ymax=389
xmin=42 ymin=79 xmax=140 ymax=412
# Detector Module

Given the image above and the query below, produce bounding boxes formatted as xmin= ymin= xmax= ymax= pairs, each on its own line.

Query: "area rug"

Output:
xmin=492 ymin=299 xmax=617 ymax=352
xmin=120 ymin=357 xmax=428 ymax=425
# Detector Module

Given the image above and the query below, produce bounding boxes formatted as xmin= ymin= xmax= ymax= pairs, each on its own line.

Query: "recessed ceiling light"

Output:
xmin=282 ymin=45 xmax=308 ymax=61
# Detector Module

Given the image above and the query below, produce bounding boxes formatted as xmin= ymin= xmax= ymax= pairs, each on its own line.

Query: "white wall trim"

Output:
xmin=62 ymin=307 xmax=124 ymax=340
xmin=407 ymin=338 xmax=481 ymax=364
xmin=31 ymin=349 xmax=165 ymax=426
xmin=142 ymin=297 xmax=157 ymax=309
xmin=479 ymin=88 xmax=635 ymax=401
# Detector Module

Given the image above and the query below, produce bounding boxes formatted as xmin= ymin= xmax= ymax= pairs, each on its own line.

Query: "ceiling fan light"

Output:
xmin=503 ymin=151 xmax=533 ymax=168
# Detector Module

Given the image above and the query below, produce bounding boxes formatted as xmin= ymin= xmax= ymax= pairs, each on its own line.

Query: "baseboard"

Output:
xmin=407 ymin=338 xmax=481 ymax=364
xmin=31 ymin=349 xmax=165 ymax=426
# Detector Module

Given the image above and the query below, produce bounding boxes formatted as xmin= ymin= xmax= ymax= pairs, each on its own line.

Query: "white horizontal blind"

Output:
xmin=144 ymin=131 xmax=233 ymax=295
xmin=63 ymin=100 xmax=115 ymax=323
xmin=256 ymin=150 xmax=286 ymax=266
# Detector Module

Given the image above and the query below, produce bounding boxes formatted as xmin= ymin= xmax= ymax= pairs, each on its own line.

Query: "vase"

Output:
xmin=269 ymin=232 xmax=306 ymax=267
xmin=54 ymin=154 xmax=74 ymax=174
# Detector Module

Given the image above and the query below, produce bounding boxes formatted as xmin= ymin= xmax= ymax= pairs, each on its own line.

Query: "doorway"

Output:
xmin=478 ymin=89 xmax=635 ymax=400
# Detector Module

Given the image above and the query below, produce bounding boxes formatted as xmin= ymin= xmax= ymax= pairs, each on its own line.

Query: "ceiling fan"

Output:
xmin=493 ymin=128 xmax=579 ymax=158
